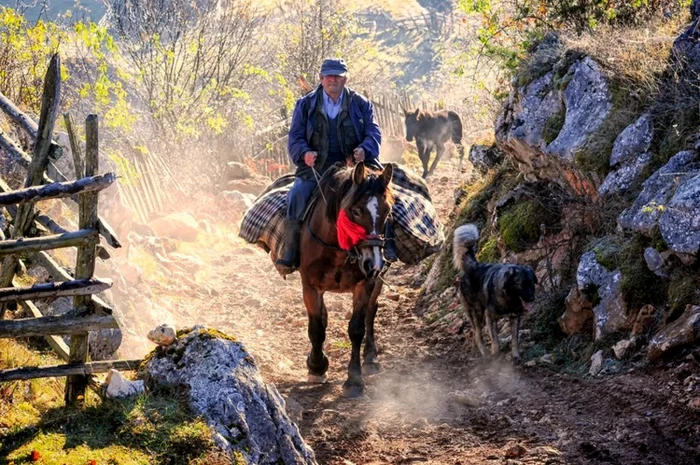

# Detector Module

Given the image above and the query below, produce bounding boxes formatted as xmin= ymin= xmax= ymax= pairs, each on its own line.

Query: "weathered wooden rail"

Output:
xmin=0 ymin=54 xmax=135 ymax=405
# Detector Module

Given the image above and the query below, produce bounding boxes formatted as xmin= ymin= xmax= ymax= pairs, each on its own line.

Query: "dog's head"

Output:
xmin=504 ymin=265 xmax=537 ymax=308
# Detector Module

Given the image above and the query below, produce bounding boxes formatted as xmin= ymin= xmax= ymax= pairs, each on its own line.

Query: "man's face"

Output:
xmin=320 ymin=74 xmax=347 ymax=96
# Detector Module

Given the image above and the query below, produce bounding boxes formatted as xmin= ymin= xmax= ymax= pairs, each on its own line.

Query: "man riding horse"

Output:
xmin=276 ymin=58 xmax=398 ymax=270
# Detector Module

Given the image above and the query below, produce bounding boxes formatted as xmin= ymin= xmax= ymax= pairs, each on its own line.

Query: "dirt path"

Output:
xmin=163 ymin=159 xmax=699 ymax=464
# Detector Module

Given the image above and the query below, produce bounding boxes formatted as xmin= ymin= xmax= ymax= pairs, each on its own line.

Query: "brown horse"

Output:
xmin=299 ymin=162 xmax=394 ymax=397
xmin=404 ymin=108 xmax=465 ymax=178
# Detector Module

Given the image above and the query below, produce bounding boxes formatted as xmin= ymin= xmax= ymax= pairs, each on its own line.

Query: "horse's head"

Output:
xmin=403 ymin=108 xmax=421 ymax=142
xmin=337 ymin=163 xmax=394 ymax=277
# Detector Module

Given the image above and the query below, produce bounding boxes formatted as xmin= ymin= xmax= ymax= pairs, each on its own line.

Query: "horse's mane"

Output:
xmin=318 ymin=164 xmax=393 ymax=223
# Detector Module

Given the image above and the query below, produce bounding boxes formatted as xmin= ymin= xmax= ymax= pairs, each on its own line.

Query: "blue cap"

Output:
xmin=320 ymin=58 xmax=348 ymax=77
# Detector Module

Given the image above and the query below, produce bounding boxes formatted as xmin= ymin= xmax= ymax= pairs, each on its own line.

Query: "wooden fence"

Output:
xmin=0 ymin=54 xmax=139 ymax=405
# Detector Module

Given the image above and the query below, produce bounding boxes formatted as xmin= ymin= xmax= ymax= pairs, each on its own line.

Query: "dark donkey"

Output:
xmin=404 ymin=108 xmax=465 ymax=178
xmin=299 ymin=162 xmax=393 ymax=397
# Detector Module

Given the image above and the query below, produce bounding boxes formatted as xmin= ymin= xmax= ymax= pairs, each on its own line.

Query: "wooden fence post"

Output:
xmin=0 ymin=53 xmax=61 ymax=320
xmin=65 ymin=114 xmax=100 ymax=405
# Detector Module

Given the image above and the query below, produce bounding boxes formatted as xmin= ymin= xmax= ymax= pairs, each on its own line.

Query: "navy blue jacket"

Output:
xmin=287 ymin=85 xmax=381 ymax=170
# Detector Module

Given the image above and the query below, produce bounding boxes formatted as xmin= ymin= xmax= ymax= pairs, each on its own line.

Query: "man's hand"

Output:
xmin=353 ymin=147 xmax=365 ymax=163
xmin=304 ymin=151 xmax=317 ymax=167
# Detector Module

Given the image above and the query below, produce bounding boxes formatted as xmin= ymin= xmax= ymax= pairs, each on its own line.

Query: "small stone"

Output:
xmin=105 ymin=369 xmax=146 ymax=398
xmin=504 ymin=443 xmax=527 ymax=459
xmin=589 ymin=350 xmax=604 ymax=376
xmin=613 ymin=339 xmax=636 ymax=360
xmin=524 ymin=360 xmax=537 ymax=367
xmin=147 ymin=323 xmax=176 ymax=346
xmin=688 ymin=398 xmax=700 ymax=411
xmin=452 ymin=390 xmax=479 ymax=407
xmin=385 ymin=292 xmax=400 ymax=302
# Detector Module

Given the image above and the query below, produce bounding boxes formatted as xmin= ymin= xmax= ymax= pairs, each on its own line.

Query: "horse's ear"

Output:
xmin=380 ymin=163 xmax=393 ymax=187
xmin=353 ymin=162 xmax=365 ymax=185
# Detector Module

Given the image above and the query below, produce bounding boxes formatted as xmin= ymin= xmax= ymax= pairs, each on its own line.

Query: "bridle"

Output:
xmin=307 ymin=219 xmax=388 ymax=266
xmin=307 ymin=164 xmax=392 ymax=271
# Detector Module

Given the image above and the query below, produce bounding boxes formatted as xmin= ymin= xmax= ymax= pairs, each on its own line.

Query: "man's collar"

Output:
xmin=322 ymin=89 xmax=344 ymax=105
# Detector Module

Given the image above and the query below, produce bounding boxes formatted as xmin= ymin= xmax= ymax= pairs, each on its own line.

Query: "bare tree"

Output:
xmin=106 ymin=0 xmax=267 ymax=137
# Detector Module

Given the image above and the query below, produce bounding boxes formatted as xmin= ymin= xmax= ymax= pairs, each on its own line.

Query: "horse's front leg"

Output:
xmin=363 ymin=278 xmax=384 ymax=375
xmin=303 ymin=283 xmax=329 ymax=383
xmin=344 ymin=282 xmax=373 ymax=397
xmin=416 ymin=138 xmax=429 ymax=178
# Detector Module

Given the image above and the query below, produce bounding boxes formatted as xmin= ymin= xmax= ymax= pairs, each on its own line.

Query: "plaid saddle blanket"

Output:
xmin=238 ymin=165 xmax=444 ymax=266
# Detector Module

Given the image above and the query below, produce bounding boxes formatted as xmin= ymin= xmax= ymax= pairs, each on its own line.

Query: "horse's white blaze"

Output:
xmin=367 ymin=196 xmax=379 ymax=235
xmin=364 ymin=196 xmax=382 ymax=272
xmin=372 ymin=246 xmax=382 ymax=271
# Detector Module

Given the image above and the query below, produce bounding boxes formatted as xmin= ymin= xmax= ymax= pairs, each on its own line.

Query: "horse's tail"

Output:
xmin=453 ymin=223 xmax=479 ymax=272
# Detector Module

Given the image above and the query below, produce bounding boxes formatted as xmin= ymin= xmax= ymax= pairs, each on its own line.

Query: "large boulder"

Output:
xmin=496 ymin=55 xmax=612 ymax=196
xmin=598 ymin=113 xmax=654 ymax=197
xmin=546 ymin=57 xmax=613 ymax=162
xmin=576 ymin=252 xmax=629 ymax=340
xmin=619 ymin=150 xmax=699 ymax=239
xmin=659 ymin=173 xmax=700 ymax=256
xmin=648 ymin=305 xmax=700 ymax=360
xmin=618 ymin=151 xmax=697 ymax=232
xmin=148 ymin=212 xmax=200 ymax=241
xmin=140 ymin=326 xmax=316 ymax=465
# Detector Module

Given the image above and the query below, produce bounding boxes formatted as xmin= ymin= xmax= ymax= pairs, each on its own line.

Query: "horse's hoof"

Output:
xmin=307 ymin=373 xmax=328 ymax=384
xmin=342 ymin=381 xmax=365 ymax=398
xmin=362 ymin=361 xmax=381 ymax=376
xmin=306 ymin=354 xmax=329 ymax=376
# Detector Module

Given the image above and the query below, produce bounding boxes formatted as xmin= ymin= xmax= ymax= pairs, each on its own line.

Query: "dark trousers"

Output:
xmin=286 ymin=177 xmax=316 ymax=221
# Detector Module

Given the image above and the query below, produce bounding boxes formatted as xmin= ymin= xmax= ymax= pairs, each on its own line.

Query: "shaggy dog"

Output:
xmin=453 ymin=224 xmax=537 ymax=363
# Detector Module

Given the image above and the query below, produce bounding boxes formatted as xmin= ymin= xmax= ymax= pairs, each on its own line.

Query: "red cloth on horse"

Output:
xmin=337 ymin=209 xmax=367 ymax=250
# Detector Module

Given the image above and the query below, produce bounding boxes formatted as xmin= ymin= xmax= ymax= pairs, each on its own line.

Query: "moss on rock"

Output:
xmin=498 ymin=198 xmax=559 ymax=253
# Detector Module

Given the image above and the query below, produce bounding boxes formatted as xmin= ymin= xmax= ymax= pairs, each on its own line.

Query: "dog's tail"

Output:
xmin=453 ymin=223 xmax=479 ymax=272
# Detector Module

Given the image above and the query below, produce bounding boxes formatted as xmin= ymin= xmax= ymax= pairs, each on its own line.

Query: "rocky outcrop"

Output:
xmin=140 ymin=326 xmax=316 ymax=465
xmin=575 ymin=252 xmax=629 ymax=340
xmin=659 ymin=173 xmax=700 ymax=256
xmin=598 ymin=113 xmax=654 ymax=197
xmin=618 ymin=150 xmax=700 ymax=257
xmin=546 ymin=57 xmax=613 ymax=162
xmin=648 ymin=305 xmax=700 ymax=360
xmin=496 ymin=53 xmax=612 ymax=196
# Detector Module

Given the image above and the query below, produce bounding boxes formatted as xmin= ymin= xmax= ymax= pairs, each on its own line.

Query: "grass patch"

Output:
xmin=476 ymin=235 xmax=500 ymax=263
xmin=331 ymin=340 xmax=352 ymax=350
xmin=667 ymin=263 xmax=700 ymax=321
xmin=1 ymin=339 xmax=228 ymax=465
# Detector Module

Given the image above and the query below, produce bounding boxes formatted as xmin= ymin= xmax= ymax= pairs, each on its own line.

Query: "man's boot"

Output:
xmin=384 ymin=221 xmax=398 ymax=263
xmin=275 ymin=219 xmax=302 ymax=268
